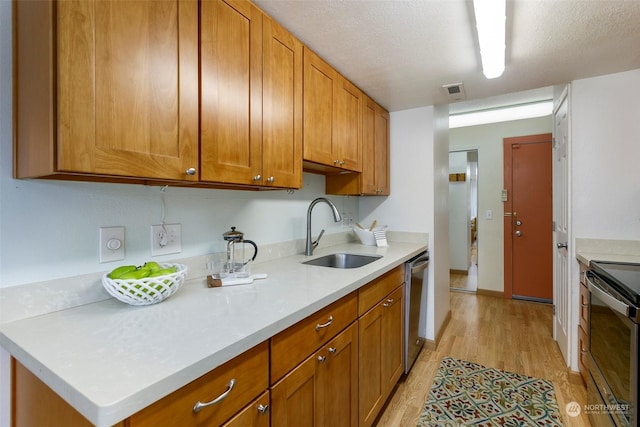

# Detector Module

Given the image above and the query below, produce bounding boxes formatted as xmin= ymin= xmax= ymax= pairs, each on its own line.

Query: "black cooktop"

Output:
xmin=590 ymin=260 xmax=640 ymax=305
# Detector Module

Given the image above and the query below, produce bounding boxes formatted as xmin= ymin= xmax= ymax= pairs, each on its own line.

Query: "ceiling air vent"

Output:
xmin=442 ymin=83 xmax=466 ymax=101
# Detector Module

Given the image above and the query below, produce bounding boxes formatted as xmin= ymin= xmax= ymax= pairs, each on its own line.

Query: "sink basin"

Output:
xmin=302 ymin=253 xmax=382 ymax=269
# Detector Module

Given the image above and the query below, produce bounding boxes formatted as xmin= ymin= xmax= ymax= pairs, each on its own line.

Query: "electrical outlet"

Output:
xmin=151 ymin=224 xmax=182 ymax=256
xmin=99 ymin=226 xmax=125 ymax=263
xmin=342 ymin=212 xmax=354 ymax=228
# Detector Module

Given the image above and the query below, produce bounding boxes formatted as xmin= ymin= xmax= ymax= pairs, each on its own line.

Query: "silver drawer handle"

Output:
xmin=328 ymin=347 xmax=337 ymax=354
xmin=257 ymin=404 xmax=270 ymax=414
xmin=317 ymin=355 xmax=327 ymax=363
xmin=383 ymin=298 xmax=394 ymax=307
xmin=315 ymin=315 xmax=334 ymax=331
xmin=193 ymin=379 xmax=236 ymax=413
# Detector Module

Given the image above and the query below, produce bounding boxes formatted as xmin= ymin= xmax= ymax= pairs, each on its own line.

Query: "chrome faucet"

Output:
xmin=305 ymin=197 xmax=342 ymax=256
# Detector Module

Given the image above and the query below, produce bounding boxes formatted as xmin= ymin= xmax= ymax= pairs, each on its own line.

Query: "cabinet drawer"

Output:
xmin=130 ymin=341 xmax=269 ymax=427
xmin=579 ymin=262 xmax=587 ymax=286
xmin=579 ymin=282 xmax=589 ymax=332
xmin=270 ymin=292 xmax=357 ymax=384
xmin=577 ymin=325 xmax=589 ymax=384
xmin=358 ymin=266 xmax=404 ymax=316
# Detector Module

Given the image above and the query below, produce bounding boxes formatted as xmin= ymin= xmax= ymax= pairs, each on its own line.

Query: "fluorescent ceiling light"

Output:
xmin=473 ymin=0 xmax=506 ymax=79
xmin=449 ymin=101 xmax=553 ymax=128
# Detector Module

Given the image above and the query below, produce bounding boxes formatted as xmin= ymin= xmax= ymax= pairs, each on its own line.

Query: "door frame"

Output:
xmin=503 ymin=133 xmax=553 ymax=300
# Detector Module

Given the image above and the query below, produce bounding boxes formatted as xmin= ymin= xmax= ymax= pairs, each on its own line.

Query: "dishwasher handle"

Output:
xmin=410 ymin=256 xmax=429 ymax=274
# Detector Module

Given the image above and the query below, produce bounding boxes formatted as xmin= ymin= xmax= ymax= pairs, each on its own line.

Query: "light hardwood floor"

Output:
xmin=374 ymin=291 xmax=590 ymax=426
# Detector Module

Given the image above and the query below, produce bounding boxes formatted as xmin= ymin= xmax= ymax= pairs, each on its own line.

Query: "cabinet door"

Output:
xmin=262 ymin=17 xmax=303 ymax=188
xmin=360 ymin=97 xmax=378 ymax=194
xmin=334 ymin=79 xmax=363 ymax=172
xmin=200 ymin=0 xmax=263 ymax=185
xmin=358 ymin=285 xmax=404 ymax=427
xmin=317 ymin=323 xmax=359 ymax=427
xmin=373 ymin=104 xmax=390 ymax=195
xmin=358 ymin=302 xmax=384 ymax=427
xmin=271 ymin=353 xmax=318 ymax=427
xmin=56 ymin=0 xmax=199 ymax=181
xmin=381 ymin=286 xmax=404 ymax=393
xmin=303 ymin=48 xmax=339 ymax=167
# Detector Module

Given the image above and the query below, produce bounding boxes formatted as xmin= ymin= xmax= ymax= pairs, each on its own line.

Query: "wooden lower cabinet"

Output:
xmin=358 ymin=285 xmax=405 ymax=427
xmin=271 ymin=322 xmax=359 ymax=427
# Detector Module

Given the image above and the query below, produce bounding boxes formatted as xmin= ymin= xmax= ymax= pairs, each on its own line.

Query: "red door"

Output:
xmin=504 ymin=134 xmax=553 ymax=301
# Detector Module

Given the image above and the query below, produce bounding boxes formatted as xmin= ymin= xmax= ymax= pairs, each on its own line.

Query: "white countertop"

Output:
xmin=576 ymin=252 xmax=640 ymax=266
xmin=575 ymin=238 xmax=640 ymax=265
xmin=0 ymin=241 xmax=426 ymax=427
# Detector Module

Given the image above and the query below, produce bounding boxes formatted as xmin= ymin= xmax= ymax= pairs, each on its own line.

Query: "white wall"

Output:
xmin=359 ymin=104 xmax=450 ymax=341
xmin=571 ymin=69 xmax=640 ymax=241
xmin=0 ymin=3 xmax=357 ymax=288
xmin=449 ymin=116 xmax=552 ymax=293
xmin=567 ymin=69 xmax=640 ymax=372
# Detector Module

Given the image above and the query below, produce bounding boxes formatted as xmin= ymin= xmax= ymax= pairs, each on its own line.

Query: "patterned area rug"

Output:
xmin=417 ymin=357 xmax=564 ymax=426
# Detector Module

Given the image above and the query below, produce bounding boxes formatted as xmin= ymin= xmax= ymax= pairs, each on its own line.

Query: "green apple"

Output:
xmin=108 ymin=265 xmax=137 ymax=279
xmin=143 ymin=261 xmax=162 ymax=274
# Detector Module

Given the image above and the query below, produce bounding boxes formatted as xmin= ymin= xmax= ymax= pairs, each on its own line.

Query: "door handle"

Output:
xmin=515 ymin=230 xmax=522 ymax=237
xmin=557 ymin=242 xmax=568 ymax=249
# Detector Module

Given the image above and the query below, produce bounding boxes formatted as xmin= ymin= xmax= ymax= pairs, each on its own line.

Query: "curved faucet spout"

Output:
xmin=305 ymin=197 xmax=342 ymax=256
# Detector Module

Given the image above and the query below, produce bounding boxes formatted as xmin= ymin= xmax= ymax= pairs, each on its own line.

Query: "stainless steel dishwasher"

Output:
xmin=404 ymin=251 xmax=429 ymax=374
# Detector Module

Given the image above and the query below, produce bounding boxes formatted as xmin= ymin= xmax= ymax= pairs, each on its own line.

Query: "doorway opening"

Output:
xmin=449 ymin=149 xmax=478 ymax=293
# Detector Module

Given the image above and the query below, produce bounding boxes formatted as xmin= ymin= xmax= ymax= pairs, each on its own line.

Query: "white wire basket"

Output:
xmin=102 ymin=263 xmax=188 ymax=306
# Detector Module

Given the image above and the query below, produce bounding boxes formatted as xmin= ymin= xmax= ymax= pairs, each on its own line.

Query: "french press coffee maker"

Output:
xmin=223 ymin=227 xmax=258 ymax=274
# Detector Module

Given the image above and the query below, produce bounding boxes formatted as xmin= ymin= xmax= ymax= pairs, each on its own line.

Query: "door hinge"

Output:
xmin=552 ymin=221 xmax=556 ymax=232
xmin=553 ymin=305 xmax=556 ymax=316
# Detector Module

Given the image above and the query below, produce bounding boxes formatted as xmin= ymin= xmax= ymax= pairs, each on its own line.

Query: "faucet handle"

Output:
xmin=313 ymin=229 xmax=326 ymax=248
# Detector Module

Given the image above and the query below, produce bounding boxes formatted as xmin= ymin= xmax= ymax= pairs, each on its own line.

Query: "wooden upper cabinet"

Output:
xmin=372 ymin=100 xmax=390 ymax=195
xmin=303 ymin=48 xmax=362 ymax=172
xmin=262 ymin=16 xmax=303 ymax=188
xmin=200 ymin=1 xmax=302 ymax=188
xmin=14 ymin=0 xmax=199 ymax=181
xmin=303 ymin=48 xmax=338 ymax=167
xmin=334 ymin=79 xmax=363 ymax=172
xmin=200 ymin=0 xmax=263 ymax=185
xmin=326 ymin=96 xmax=389 ymax=196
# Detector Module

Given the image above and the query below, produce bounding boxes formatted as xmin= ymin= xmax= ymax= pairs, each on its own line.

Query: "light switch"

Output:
xmin=99 ymin=226 xmax=125 ymax=263
xmin=485 ymin=210 xmax=493 ymax=220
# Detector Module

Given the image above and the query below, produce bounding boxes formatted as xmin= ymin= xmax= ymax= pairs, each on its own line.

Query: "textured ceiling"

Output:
xmin=253 ymin=0 xmax=640 ymax=112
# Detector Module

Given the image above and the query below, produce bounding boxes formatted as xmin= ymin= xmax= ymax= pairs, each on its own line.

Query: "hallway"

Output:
xmin=374 ymin=292 xmax=590 ymax=426
xmin=450 ymin=241 xmax=477 ymax=293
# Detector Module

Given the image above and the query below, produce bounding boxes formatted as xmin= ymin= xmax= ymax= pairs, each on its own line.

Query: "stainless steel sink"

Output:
xmin=302 ymin=253 xmax=382 ymax=269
